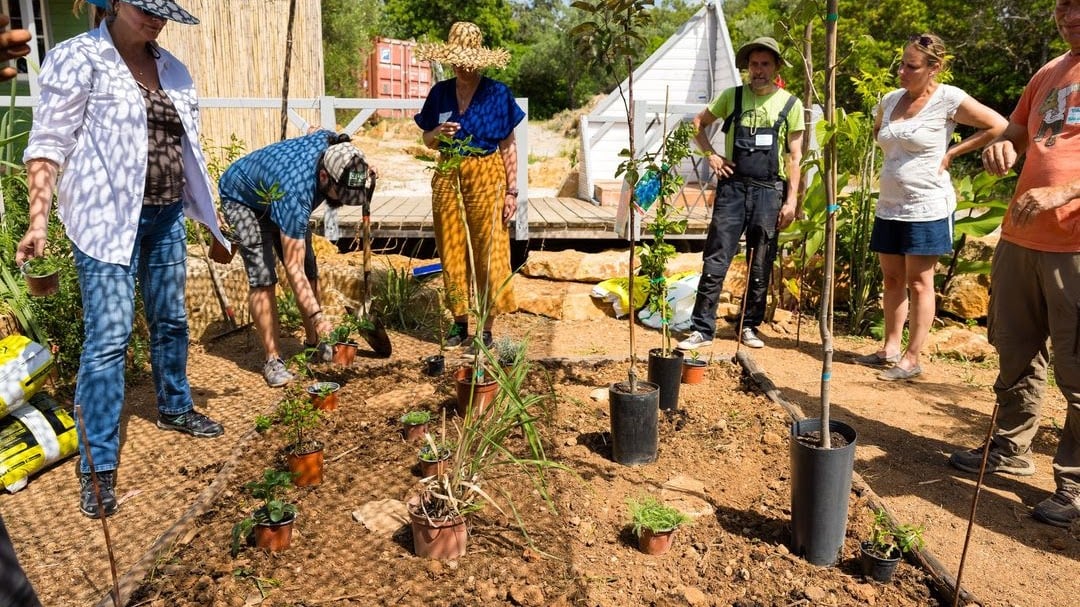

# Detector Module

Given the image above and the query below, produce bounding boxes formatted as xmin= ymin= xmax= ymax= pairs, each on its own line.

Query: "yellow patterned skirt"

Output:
xmin=431 ymin=152 xmax=515 ymax=318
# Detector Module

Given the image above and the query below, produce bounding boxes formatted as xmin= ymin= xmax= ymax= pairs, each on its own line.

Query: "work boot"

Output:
xmin=79 ymin=470 xmax=118 ymax=519
xmin=1032 ymin=488 xmax=1080 ymax=528
xmin=948 ymin=444 xmax=1035 ymax=476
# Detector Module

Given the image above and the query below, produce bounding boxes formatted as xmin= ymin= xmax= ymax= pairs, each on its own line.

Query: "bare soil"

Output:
xmin=2 ymin=120 xmax=1077 ymax=606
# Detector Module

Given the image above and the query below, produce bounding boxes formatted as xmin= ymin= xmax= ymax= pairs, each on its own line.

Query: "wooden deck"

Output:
xmin=310 ymin=195 xmax=712 ymax=241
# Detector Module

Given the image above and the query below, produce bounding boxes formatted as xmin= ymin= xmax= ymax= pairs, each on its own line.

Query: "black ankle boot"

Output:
xmin=79 ymin=470 xmax=119 ymax=519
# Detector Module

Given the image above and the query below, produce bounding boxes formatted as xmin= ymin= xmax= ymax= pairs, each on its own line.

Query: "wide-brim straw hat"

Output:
xmin=415 ymin=21 xmax=510 ymax=70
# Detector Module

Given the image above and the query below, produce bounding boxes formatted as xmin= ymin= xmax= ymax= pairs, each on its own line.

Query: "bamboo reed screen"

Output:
xmin=157 ymin=0 xmax=326 ymax=152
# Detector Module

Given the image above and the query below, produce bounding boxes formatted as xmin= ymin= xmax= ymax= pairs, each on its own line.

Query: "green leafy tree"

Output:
xmin=380 ymin=0 xmax=514 ymax=46
xmin=322 ymin=0 xmax=382 ymax=98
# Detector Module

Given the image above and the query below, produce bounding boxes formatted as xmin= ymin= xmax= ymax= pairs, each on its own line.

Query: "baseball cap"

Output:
xmin=322 ymin=142 xmax=370 ymax=206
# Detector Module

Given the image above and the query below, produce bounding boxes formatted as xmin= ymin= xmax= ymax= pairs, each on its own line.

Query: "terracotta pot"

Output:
xmin=407 ymin=496 xmax=467 ymax=559
xmin=332 ymin=342 xmax=358 ymax=366
xmin=307 ymin=382 xmax=340 ymax=411
xmin=21 ymin=264 xmax=59 ymax=298
xmin=417 ymin=449 xmax=451 ymax=478
xmin=286 ymin=443 xmax=324 ymax=487
xmin=402 ymin=422 xmax=429 ymax=443
xmin=253 ymin=512 xmax=295 ymax=552
xmin=681 ymin=359 xmax=706 ymax=384
xmin=638 ymin=528 xmax=676 ymax=555
xmin=453 ymin=366 xmax=498 ymax=418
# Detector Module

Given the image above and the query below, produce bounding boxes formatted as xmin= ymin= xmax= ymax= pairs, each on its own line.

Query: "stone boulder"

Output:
xmin=940 ymin=273 xmax=990 ymax=320
xmin=514 ymin=276 xmax=614 ymax=320
xmin=930 ymin=327 xmax=995 ymax=362
xmin=522 ymin=249 xmax=707 ymax=284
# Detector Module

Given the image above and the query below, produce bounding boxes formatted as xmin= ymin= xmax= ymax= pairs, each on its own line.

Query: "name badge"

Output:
xmin=755 ymin=133 xmax=774 ymax=147
xmin=1067 ymin=107 xmax=1080 ymax=125
xmin=438 ymin=111 xmax=452 ymax=124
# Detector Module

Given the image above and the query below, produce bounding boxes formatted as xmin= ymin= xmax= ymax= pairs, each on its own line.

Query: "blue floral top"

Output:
xmin=414 ymin=77 xmax=525 ymax=155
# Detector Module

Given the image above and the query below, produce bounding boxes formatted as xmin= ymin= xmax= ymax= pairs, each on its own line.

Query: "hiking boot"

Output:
xmin=445 ymin=322 xmax=468 ymax=349
xmin=79 ymin=470 xmax=119 ymax=519
xmin=157 ymin=410 xmax=225 ymax=438
xmin=677 ymin=331 xmax=712 ymax=350
xmin=948 ymin=444 xmax=1036 ymax=477
xmin=1032 ymin=488 xmax=1080 ymax=528
xmin=263 ymin=357 xmax=295 ymax=388
xmin=740 ymin=327 xmax=765 ymax=349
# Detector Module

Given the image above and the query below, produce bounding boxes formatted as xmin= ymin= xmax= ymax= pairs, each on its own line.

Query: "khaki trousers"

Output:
xmin=431 ymin=153 xmax=515 ymax=318
xmin=988 ymin=240 xmax=1080 ymax=492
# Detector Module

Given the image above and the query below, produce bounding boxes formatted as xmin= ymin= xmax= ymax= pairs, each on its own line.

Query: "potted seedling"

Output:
xmin=681 ymin=349 xmax=707 ymax=384
xmin=493 ymin=336 xmax=525 ymax=371
xmin=307 ymin=380 xmax=340 ymax=411
xmin=423 ymin=309 xmax=448 ymax=376
xmin=231 ymin=468 xmax=298 ymax=555
xmin=277 ymin=386 xmax=324 ymax=487
xmin=417 ymin=435 xmax=452 ymax=479
xmin=20 ymin=254 xmax=63 ymax=297
xmin=330 ymin=315 xmax=360 ymax=366
xmin=859 ymin=509 xmax=925 ymax=582
xmin=627 ymin=495 xmax=692 ymax=556
xmin=400 ymin=410 xmax=432 ymax=443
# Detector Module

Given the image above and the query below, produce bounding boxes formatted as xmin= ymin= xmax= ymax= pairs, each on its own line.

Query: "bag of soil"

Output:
xmin=0 ymin=335 xmax=54 ymax=419
xmin=0 ymin=393 xmax=77 ymax=493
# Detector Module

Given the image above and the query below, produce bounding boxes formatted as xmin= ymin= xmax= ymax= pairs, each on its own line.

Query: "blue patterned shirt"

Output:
xmin=218 ymin=130 xmax=335 ymax=239
xmin=414 ymin=77 xmax=525 ymax=155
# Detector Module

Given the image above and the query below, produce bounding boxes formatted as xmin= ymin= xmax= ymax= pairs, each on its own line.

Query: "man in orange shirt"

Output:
xmin=948 ymin=0 xmax=1080 ymax=528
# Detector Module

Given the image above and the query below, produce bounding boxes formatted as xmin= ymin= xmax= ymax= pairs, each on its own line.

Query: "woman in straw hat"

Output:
xmin=16 ymin=0 xmax=229 ymax=519
xmin=415 ymin=21 xmax=524 ymax=351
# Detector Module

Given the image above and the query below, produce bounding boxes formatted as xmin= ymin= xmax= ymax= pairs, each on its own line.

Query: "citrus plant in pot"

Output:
xmin=627 ymin=494 xmax=691 ymax=556
xmin=231 ymin=468 xmax=298 ymax=556
xmin=276 ymin=385 xmax=324 ymax=487
xmin=859 ymin=509 xmax=924 ymax=582
xmin=681 ymin=349 xmax=707 ymax=384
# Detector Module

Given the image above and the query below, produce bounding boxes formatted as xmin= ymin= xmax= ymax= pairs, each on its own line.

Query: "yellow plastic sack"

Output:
xmin=591 ymin=277 xmax=649 ymax=318
xmin=1 ymin=392 xmax=77 ymax=493
xmin=0 ymin=335 xmax=54 ymax=419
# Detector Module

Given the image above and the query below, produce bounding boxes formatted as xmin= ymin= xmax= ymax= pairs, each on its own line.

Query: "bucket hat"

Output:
xmin=735 ymin=37 xmax=791 ymax=69
xmin=415 ymin=22 xmax=510 ymax=70
xmin=98 ymin=0 xmax=199 ymax=25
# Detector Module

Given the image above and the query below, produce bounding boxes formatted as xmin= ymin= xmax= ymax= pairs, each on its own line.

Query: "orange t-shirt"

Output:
xmin=1001 ymin=52 xmax=1080 ymax=252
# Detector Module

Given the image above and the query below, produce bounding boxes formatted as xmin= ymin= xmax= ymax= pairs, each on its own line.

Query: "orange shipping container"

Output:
xmin=366 ymin=37 xmax=434 ymax=118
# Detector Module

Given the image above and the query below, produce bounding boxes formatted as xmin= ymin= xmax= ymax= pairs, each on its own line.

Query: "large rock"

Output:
xmin=523 ymin=249 xmax=708 ymax=283
xmin=930 ymin=327 xmax=995 ymax=362
xmin=514 ymin=276 xmax=614 ymax=320
xmin=940 ymin=273 xmax=990 ymax=320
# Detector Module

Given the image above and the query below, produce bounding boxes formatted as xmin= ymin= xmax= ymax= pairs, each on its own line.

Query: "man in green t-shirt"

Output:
xmin=678 ymin=37 xmax=805 ymax=351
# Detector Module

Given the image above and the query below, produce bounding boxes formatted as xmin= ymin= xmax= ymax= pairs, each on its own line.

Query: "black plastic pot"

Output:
xmin=859 ymin=541 xmax=901 ymax=582
xmin=609 ymin=380 xmax=659 ymax=466
xmin=647 ymin=348 xmax=684 ymax=411
xmin=424 ymin=355 xmax=445 ymax=376
xmin=789 ymin=418 xmax=857 ymax=566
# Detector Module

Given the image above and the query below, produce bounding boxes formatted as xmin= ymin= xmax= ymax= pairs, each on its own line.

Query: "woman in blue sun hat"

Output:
xmin=15 ymin=0 xmax=227 ymax=519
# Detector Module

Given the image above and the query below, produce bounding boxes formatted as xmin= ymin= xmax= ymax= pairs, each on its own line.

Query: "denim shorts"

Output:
xmin=869 ymin=216 xmax=954 ymax=256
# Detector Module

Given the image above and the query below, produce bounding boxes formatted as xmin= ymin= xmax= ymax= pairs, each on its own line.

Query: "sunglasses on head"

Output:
xmin=908 ymin=35 xmax=934 ymax=48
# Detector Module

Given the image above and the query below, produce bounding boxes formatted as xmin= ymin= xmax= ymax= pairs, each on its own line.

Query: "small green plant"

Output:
xmin=627 ymin=495 xmax=691 ymax=537
xmin=253 ymin=414 xmax=273 ymax=432
xmin=493 ymin=336 xmax=525 ymax=367
xmin=329 ymin=323 xmax=351 ymax=344
xmin=287 ymin=349 xmax=315 ymax=381
xmin=687 ymin=349 xmax=701 ymax=362
xmin=866 ymin=509 xmax=925 ymax=558
xmin=276 ymin=292 xmax=302 ymax=332
xmin=400 ymin=410 xmax=432 ymax=426
xmin=310 ymin=382 xmax=336 ymax=398
xmin=230 ymin=469 xmax=297 ymax=557
xmin=418 ymin=441 xmax=451 ymax=463
xmin=21 ymin=255 xmax=63 ymax=277
xmin=276 ymin=385 xmax=322 ymax=453
xmin=373 ymin=262 xmax=426 ymax=331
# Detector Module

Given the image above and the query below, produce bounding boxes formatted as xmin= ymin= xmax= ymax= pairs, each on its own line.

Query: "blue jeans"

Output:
xmin=689 ymin=178 xmax=784 ymax=338
xmin=73 ymin=202 xmax=193 ymax=474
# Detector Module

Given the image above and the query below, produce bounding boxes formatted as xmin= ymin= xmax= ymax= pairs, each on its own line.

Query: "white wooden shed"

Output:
xmin=578 ymin=0 xmax=740 ymax=201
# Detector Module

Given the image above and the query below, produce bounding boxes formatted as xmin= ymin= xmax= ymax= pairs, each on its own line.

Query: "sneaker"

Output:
xmin=445 ymin=322 xmax=468 ymax=349
xmin=853 ymin=351 xmax=901 ymax=367
xmin=263 ymin=357 xmax=295 ymax=388
xmin=740 ymin=327 xmax=765 ymax=349
xmin=466 ymin=331 xmax=495 ymax=357
xmin=948 ymin=444 xmax=1036 ymax=477
xmin=677 ymin=331 xmax=713 ymax=350
xmin=157 ymin=410 xmax=225 ymax=438
xmin=79 ymin=470 xmax=119 ymax=519
xmin=1032 ymin=488 xmax=1080 ymax=528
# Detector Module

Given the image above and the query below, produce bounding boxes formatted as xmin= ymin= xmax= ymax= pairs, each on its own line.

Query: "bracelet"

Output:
xmin=506 ymin=187 xmax=519 ymax=197
xmin=308 ymin=309 xmax=323 ymax=320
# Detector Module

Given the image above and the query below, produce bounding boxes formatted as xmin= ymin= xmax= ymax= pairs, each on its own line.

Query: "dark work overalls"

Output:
xmin=688 ymin=86 xmax=797 ymax=339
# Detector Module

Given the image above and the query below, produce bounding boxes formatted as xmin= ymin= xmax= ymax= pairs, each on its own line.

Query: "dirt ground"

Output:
xmin=2 ymin=119 xmax=1078 ymax=606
